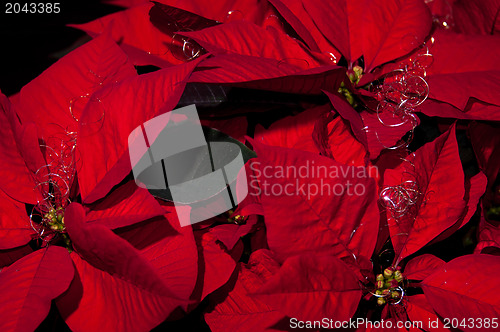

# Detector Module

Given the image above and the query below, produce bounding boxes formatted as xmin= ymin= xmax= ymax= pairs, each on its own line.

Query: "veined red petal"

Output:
xmin=251 ymin=254 xmax=362 ymax=322
xmin=191 ymin=54 xmax=344 ymax=94
xmin=77 ymin=57 xmax=204 ymax=203
xmin=14 ymin=34 xmax=137 ymax=140
xmin=254 ymin=105 xmax=329 ymax=153
xmin=204 ymin=249 xmax=284 ymax=332
xmin=422 ymin=254 xmax=500 ymax=325
xmin=384 ymin=125 xmax=466 ymax=262
xmin=180 ymin=21 xmax=324 ymax=69
xmin=0 ymin=189 xmax=32 ymax=250
xmin=252 ymin=140 xmax=379 ymax=265
xmin=84 ymin=181 xmax=166 ymax=229
xmin=0 ymin=247 xmax=74 ymax=332
xmin=406 ymin=295 xmax=448 ymax=332
xmin=404 ymin=254 xmax=446 ymax=280
xmin=59 ymin=203 xmax=188 ymax=331
xmin=0 ymin=94 xmax=38 ymax=203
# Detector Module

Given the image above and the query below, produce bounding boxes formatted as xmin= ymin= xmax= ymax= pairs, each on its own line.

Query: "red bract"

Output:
xmin=422 ymin=254 xmax=500 ymax=325
xmin=56 ymin=204 xmax=198 ymax=332
xmin=77 ymin=56 xmax=205 ymax=203
xmin=326 ymin=90 xmax=417 ymax=159
xmin=383 ymin=125 xmax=484 ymax=262
xmin=404 ymin=295 xmax=449 ymax=332
xmin=450 ymin=0 xmax=500 ymax=35
xmin=14 ymin=34 xmax=137 ymax=141
xmin=469 ymin=122 xmax=500 ymax=206
xmin=0 ymin=189 xmax=32 ymax=250
xmin=403 ymin=254 xmax=446 ymax=280
xmin=476 ymin=212 xmax=500 ymax=254
xmin=70 ymin=3 xmax=182 ymax=67
xmin=0 ymin=247 xmax=74 ymax=332
xmin=298 ymin=0 xmax=432 ymax=71
xmin=418 ymin=30 xmax=500 ymax=120
xmin=251 ymin=139 xmax=379 ymax=264
xmin=1 ymin=0 xmax=500 ymax=330
xmin=204 ymin=250 xmax=285 ymax=332
xmin=251 ymin=254 xmax=362 ymax=322
xmin=254 ymin=105 xmax=329 ymax=153
xmin=0 ymin=94 xmax=40 ymax=204
xmin=190 ymin=54 xmax=345 ymax=94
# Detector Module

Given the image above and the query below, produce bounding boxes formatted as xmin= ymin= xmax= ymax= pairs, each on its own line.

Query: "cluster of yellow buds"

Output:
xmin=43 ymin=206 xmax=65 ymax=232
xmin=338 ymin=65 xmax=363 ymax=107
xmin=227 ymin=210 xmax=248 ymax=225
xmin=348 ymin=65 xmax=364 ymax=85
xmin=374 ymin=266 xmax=404 ymax=306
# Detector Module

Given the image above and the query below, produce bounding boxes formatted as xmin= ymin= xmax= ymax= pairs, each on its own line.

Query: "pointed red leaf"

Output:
xmin=326 ymin=113 xmax=368 ymax=166
xmin=452 ymin=0 xmax=500 ymax=35
xmin=14 ymin=34 xmax=136 ymax=141
xmin=58 ymin=203 xmax=189 ymax=331
xmin=475 ymin=212 xmax=500 ymax=254
xmin=428 ymin=30 xmax=500 ymax=75
xmin=254 ymin=105 xmax=329 ymax=153
xmin=406 ymin=295 xmax=448 ymax=332
xmin=358 ymin=0 xmax=432 ymax=71
xmin=191 ymin=230 xmax=237 ymax=302
xmin=427 ymin=72 xmax=500 ymax=112
xmin=417 ymin=99 xmax=500 ymax=121
xmin=6 ymin=120 xmax=47 ymax=186
xmin=180 ymin=21 xmax=324 ymax=69
xmin=0 ymin=245 xmax=33 ymax=268
xmin=431 ymin=172 xmax=487 ymax=244
xmin=252 ymin=254 xmax=362 ymax=322
xmin=0 ymin=94 xmax=38 ymax=204
xmin=325 ymin=91 xmax=369 ymax=150
xmin=300 ymin=0 xmax=432 ymax=70
xmin=84 ymin=181 xmax=166 ymax=229
xmin=190 ymin=54 xmax=345 ymax=94
xmin=422 ymin=254 xmax=500 ymax=324
xmin=64 ymin=203 xmax=178 ymax=298
xmin=384 ymin=125 xmax=466 ymax=261
xmin=77 ymin=57 xmax=204 ymax=203
xmin=70 ymin=3 xmax=181 ymax=67
xmin=253 ymin=140 xmax=379 ymax=264
xmin=204 ymin=249 xmax=284 ymax=332
xmin=0 ymin=188 xmax=32 ymax=250
xmin=324 ymin=91 xmax=412 ymax=160
xmin=361 ymin=108 xmax=417 ymax=160
xmin=301 ymin=0 xmax=360 ymax=62
xmin=0 ymin=247 xmax=74 ymax=332
xmin=266 ymin=0 xmax=322 ymax=52
xmin=117 ymin=211 xmax=198 ymax=301
xmin=210 ymin=215 xmax=258 ymax=250
xmin=57 ymin=252 xmax=183 ymax=332
xmin=404 ymin=254 xmax=446 ymax=280
xmin=158 ymin=0 xmax=285 ymax=30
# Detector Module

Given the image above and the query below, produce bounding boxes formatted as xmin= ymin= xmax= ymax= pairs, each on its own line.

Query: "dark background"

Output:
xmin=0 ymin=0 xmax=122 ymax=96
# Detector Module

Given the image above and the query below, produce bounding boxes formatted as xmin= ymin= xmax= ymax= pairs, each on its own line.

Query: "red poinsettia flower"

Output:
xmin=202 ymin=121 xmax=494 ymax=331
xmin=1 ymin=0 xmax=499 ymax=331
xmin=0 ymin=30 xmax=237 ymax=331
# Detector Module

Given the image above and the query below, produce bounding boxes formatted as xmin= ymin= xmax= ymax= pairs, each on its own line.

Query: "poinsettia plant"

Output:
xmin=1 ymin=0 xmax=500 ymax=331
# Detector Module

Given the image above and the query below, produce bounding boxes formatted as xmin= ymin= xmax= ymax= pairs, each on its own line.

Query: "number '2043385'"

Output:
xmin=5 ymin=3 xmax=60 ymax=14
xmin=443 ymin=317 xmax=498 ymax=329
